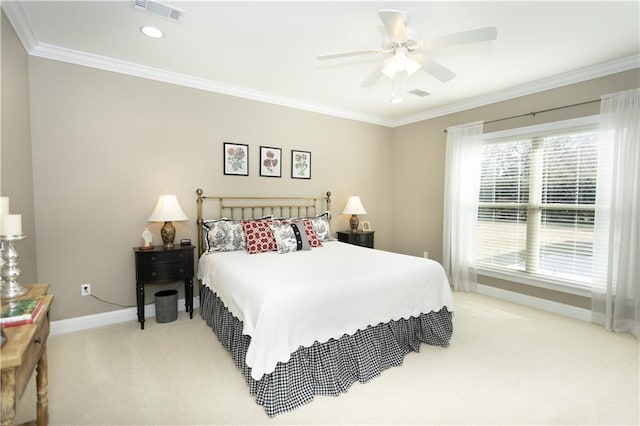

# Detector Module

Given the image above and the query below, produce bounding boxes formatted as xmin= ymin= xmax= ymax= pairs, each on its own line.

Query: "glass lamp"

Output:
xmin=342 ymin=196 xmax=367 ymax=232
xmin=147 ymin=194 xmax=188 ymax=249
xmin=381 ymin=46 xmax=420 ymax=78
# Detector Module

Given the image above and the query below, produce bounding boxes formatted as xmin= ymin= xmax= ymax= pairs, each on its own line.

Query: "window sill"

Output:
xmin=476 ymin=267 xmax=592 ymax=298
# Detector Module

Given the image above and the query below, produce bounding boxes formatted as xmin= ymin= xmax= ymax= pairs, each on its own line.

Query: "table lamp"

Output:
xmin=147 ymin=194 xmax=188 ymax=249
xmin=342 ymin=196 xmax=367 ymax=232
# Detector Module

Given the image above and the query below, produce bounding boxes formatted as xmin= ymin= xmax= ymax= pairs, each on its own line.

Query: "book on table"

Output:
xmin=1 ymin=298 xmax=45 ymax=327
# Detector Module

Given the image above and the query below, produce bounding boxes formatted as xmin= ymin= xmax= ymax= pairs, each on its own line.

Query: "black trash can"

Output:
xmin=154 ymin=289 xmax=178 ymax=323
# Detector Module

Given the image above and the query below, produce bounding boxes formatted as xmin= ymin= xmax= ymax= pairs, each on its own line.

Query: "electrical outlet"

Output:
xmin=423 ymin=251 xmax=429 ymax=259
xmin=81 ymin=283 xmax=91 ymax=296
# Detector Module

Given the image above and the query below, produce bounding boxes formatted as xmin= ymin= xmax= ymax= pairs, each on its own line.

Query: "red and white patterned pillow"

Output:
xmin=300 ymin=219 xmax=323 ymax=247
xmin=280 ymin=219 xmax=322 ymax=248
xmin=241 ymin=219 xmax=277 ymax=254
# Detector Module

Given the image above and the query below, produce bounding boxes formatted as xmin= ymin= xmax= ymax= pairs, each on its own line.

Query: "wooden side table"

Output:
xmin=1 ymin=283 xmax=53 ymax=426
xmin=336 ymin=230 xmax=375 ymax=248
xmin=133 ymin=245 xmax=195 ymax=330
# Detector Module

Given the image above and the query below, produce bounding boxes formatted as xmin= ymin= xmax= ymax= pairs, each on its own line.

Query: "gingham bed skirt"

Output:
xmin=200 ymin=286 xmax=453 ymax=417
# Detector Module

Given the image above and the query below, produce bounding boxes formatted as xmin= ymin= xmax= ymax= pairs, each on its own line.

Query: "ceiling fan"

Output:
xmin=317 ymin=10 xmax=498 ymax=96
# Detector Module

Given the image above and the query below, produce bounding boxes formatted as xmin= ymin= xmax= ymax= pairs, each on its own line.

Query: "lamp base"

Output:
xmin=160 ymin=221 xmax=176 ymax=249
xmin=349 ymin=215 xmax=359 ymax=232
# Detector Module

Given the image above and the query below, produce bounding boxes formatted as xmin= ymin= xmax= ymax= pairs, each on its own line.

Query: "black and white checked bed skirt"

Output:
xmin=200 ymin=286 xmax=453 ymax=417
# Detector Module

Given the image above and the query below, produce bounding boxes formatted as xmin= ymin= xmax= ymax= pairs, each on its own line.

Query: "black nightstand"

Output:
xmin=337 ymin=230 xmax=375 ymax=248
xmin=133 ymin=245 xmax=195 ymax=329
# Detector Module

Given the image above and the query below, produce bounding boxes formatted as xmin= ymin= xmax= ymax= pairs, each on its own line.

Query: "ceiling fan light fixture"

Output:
xmin=404 ymin=60 xmax=421 ymax=76
xmin=381 ymin=61 xmax=397 ymax=79
xmin=316 ymin=9 xmax=498 ymax=100
xmin=381 ymin=58 xmax=420 ymax=78
xmin=390 ymin=73 xmax=403 ymax=103
xmin=381 ymin=46 xmax=420 ymax=78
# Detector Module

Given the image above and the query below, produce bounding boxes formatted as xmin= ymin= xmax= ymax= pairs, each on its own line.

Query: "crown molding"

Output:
xmin=4 ymin=0 xmax=637 ymax=129
xmin=394 ymin=54 xmax=640 ymax=127
xmin=30 ymin=42 xmax=396 ymax=127
xmin=2 ymin=1 xmax=392 ymax=126
xmin=26 ymin=42 xmax=640 ymax=129
xmin=2 ymin=1 xmax=38 ymax=51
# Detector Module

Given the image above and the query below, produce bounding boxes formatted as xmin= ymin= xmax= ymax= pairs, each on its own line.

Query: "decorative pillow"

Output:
xmin=269 ymin=222 xmax=311 ymax=254
xmin=242 ymin=219 xmax=277 ymax=254
xmin=299 ymin=219 xmax=322 ymax=247
xmin=308 ymin=211 xmax=335 ymax=242
xmin=202 ymin=218 xmax=245 ymax=252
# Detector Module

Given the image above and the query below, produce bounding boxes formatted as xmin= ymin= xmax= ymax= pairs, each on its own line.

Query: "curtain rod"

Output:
xmin=443 ymin=99 xmax=600 ymax=133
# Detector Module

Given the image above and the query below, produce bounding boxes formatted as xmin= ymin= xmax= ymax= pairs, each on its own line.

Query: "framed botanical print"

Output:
xmin=223 ymin=142 xmax=249 ymax=176
xmin=259 ymin=146 xmax=282 ymax=177
xmin=291 ymin=150 xmax=311 ymax=179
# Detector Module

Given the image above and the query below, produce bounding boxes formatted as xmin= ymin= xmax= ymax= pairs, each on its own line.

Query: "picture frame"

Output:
xmin=223 ymin=142 xmax=249 ymax=176
xmin=362 ymin=221 xmax=372 ymax=232
xmin=259 ymin=146 xmax=282 ymax=178
xmin=291 ymin=150 xmax=311 ymax=179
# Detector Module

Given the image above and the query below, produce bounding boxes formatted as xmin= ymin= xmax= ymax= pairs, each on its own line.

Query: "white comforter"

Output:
xmin=198 ymin=241 xmax=453 ymax=380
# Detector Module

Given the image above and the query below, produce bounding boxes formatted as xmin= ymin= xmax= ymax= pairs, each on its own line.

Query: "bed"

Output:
xmin=195 ymin=189 xmax=453 ymax=416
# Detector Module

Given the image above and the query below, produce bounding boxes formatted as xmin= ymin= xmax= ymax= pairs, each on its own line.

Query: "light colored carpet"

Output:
xmin=15 ymin=291 xmax=639 ymax=425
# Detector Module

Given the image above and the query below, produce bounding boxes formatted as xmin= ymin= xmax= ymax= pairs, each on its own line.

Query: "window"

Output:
xmin=476 ymin=117 xmax=599 ymax=290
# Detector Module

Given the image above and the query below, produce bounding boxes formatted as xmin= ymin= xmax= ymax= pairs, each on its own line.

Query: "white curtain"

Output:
xmin=592 ymin=88 xmax=640 ymax=338
xmin=442 ymin=121 xmax=484 ymax=291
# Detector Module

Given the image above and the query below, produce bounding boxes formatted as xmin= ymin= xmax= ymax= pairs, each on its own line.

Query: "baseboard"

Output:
xmin=474 ymin=283 xmax=592 ymax=322
xmin=50 ymin=297 xmax=200 ymax=336
xmin=51 ymin=287 xmax=591 ymax=336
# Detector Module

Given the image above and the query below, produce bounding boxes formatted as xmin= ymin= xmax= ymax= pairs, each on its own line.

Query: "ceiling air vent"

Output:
xmin=134 ymin=0 xmax=184 ymax=22
xmin=408 ymin=89 xmax=431 ymax=98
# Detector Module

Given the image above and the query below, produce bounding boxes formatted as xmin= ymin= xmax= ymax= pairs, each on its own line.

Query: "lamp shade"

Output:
xmin=147 ymin=194 xmax=188 ymax=222
xmin=342 ymin=196 xmax=367 ymax=215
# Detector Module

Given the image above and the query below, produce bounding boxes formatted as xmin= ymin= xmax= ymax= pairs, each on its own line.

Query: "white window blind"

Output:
xmin=477 ymin=121 xmax=599 ymax=287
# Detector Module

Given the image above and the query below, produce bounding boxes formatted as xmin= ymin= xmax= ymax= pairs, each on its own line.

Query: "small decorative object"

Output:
xmin=0 ymin=196 xmax=8 ymax=217
xmin=1 ymin=234 xmax=27 ymax=298
xmin=1 ymin=214 xmax=22 ymax=236
xmin=362 ymin=221 xmax=372 ymax=232
xmin=147 ymin=194 xmax=189 ymax=249
xmin=342 ymin=195 xmax=367 ymax=232
xmin=140 ymin=227 xmax=153 ymax=249
xmin=1 ymin=197 xmax=27 ymax=298
xmin=180 ymin=238 xmax=191 ymax=246
xmin=291 ymin=150 xmax=311 ymax=179
xmin=0 ymin=196 xmax=9 ymax=241
xmin=260 ymin=146 xmax=282 ymax=177
xmin=223 ymin=142 xmax=249 ymax=176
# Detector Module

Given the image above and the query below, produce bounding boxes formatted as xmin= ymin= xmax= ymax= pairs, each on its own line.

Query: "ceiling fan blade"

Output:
xmin=361 ymin=64 xmax=384 ymax=87
xmin=414 ymin=54 xmax=457 ymax=82
xmin=317 ymin=48 xmax=383 ymax=60
xmin=378 ymin=10 xmax=409 ymax=43
xmin=419 ymin=26 xmax=498 ymax=51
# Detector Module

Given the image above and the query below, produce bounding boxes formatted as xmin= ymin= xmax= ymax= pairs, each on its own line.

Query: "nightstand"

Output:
xmin=337 ymin=230 xmax=375 ymax=248
xmin=133 ymin=245 xmax=195 ymax=330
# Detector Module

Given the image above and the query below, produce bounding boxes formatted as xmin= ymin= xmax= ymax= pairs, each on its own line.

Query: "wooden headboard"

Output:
xmin=195 ymin=188 xmax=332 ymax=257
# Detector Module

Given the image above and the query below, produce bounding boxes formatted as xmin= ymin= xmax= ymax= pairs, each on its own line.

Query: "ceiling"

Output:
xmin=3 ymin=1 xmax=639 ymax=127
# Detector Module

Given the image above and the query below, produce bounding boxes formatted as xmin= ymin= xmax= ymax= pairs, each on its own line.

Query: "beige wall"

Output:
xmin=27 ymin=57 xmax=392 ymax=320
xmin=389 ymin=68 xmax=640 ymax=307
xmin=1 ymin=11 xmax=37 ymax=285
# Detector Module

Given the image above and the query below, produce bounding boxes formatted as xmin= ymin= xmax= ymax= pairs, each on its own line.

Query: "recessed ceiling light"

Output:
xmin=140 ymin=26 xmax=164 ymax=38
